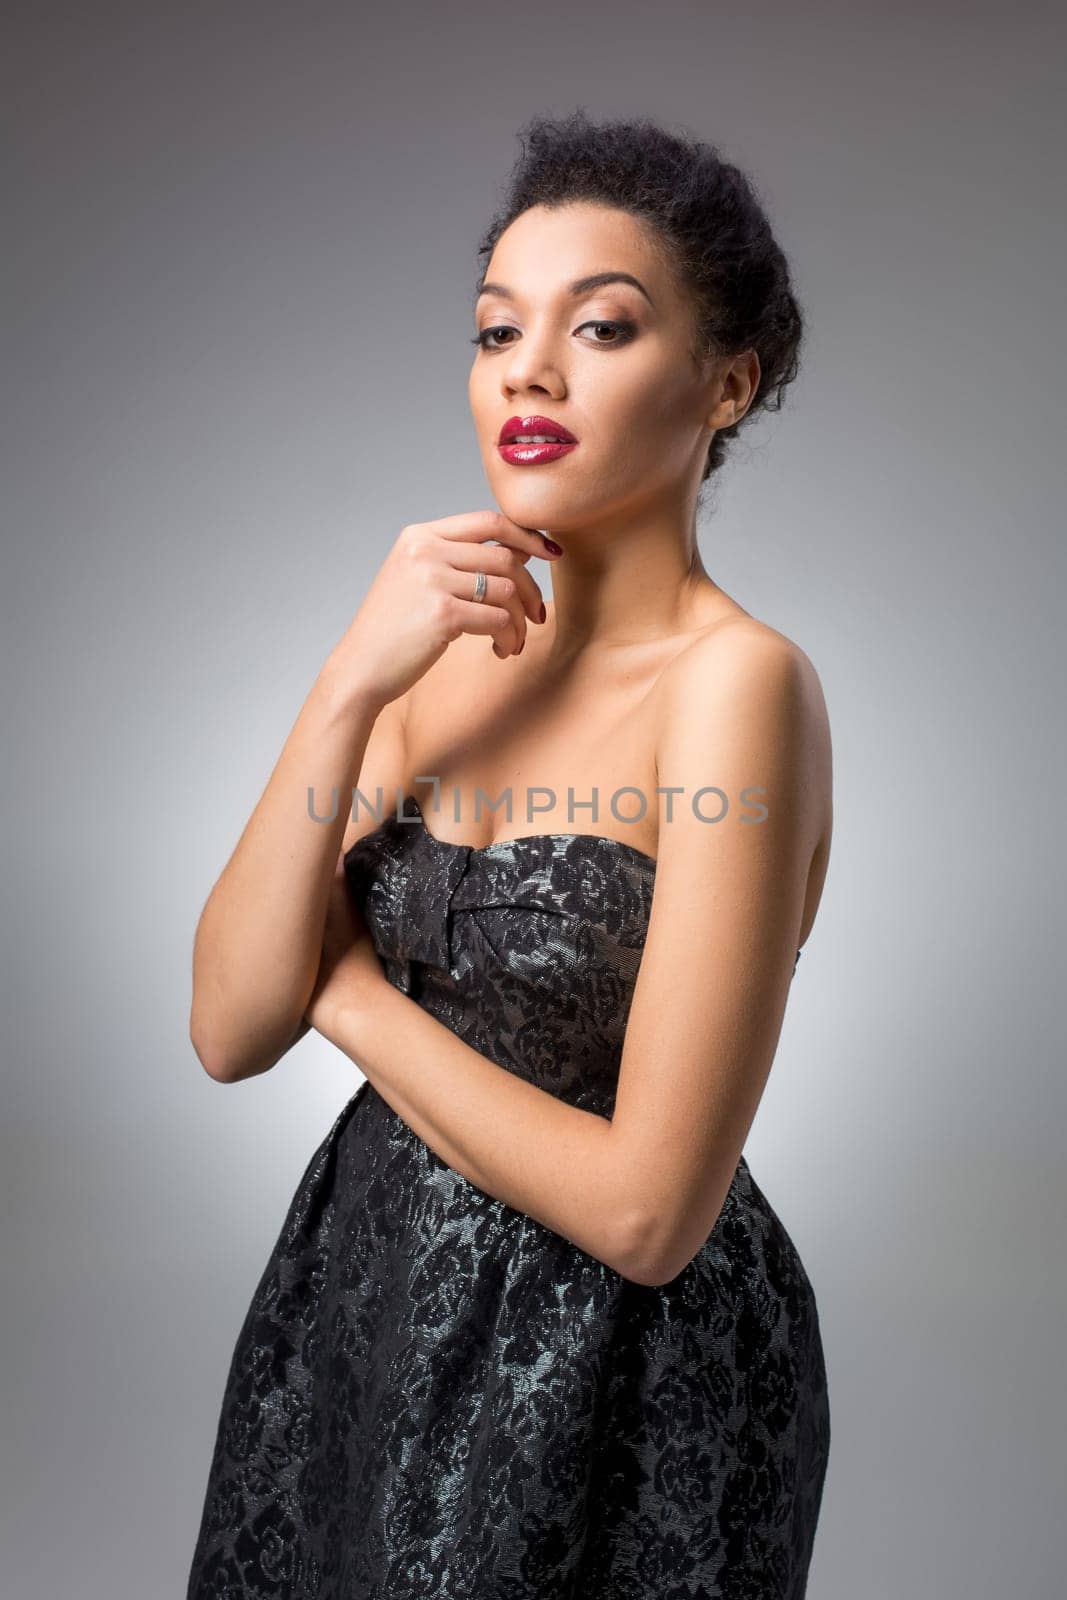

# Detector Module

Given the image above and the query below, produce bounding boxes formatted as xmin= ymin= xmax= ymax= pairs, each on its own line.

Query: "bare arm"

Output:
xmin=316 ymin=972 xmax=632 ymax=1274
xmin=188 ymin=512 xmax=559 ymax=1086
xmin=188 ymin=662 xmax=399 ymax=1084
xmin=609 ymin=625 xmax=830 ymax=1283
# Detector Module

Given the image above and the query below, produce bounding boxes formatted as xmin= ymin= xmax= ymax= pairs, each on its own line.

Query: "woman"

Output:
xmin=187 ymin=111 xmax=832 ymax=1598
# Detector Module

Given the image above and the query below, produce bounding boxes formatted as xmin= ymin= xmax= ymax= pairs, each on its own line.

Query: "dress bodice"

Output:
xmin=344 ymin=794 xmax=799 ymax=1121
xmin=344 ymin=795 xmax=656 ymax=1118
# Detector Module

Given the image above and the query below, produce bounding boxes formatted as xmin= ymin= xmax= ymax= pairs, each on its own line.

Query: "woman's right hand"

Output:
xmin=327 ymin=511 xmax=564 ymax=710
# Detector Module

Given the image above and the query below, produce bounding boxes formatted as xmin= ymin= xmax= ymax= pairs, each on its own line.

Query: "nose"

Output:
xmin=499 ymin=327 xmax=566 ymax=401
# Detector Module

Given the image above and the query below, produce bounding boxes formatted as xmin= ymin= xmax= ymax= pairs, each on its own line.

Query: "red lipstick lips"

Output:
xmin=497 ymin=414 xmax=579 ymax=467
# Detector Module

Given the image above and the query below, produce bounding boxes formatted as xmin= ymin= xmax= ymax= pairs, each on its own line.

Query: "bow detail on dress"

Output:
xmin=344 ymin=819 xmax=575 ymax=992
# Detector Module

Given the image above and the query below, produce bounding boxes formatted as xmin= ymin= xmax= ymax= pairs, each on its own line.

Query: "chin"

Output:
xmin=492 ymin=480 xmax=586 ymax=530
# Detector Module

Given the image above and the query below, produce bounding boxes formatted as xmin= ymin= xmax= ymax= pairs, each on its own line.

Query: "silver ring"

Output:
xmin=471 ymin=571 xmax=487 ymax=603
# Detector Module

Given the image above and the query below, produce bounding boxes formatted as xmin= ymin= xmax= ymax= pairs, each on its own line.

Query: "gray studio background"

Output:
xmin=4 ymin=3 xmax=1064 ymax=1595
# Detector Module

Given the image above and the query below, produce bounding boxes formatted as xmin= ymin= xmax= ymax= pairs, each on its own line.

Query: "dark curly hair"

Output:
xmin=474 ymin=109 xmax=804 ymax=491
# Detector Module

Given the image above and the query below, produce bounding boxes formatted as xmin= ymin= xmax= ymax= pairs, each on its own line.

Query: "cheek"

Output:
xmin=636 ymin=359 xmax=699 ymax=429
xmin=603 ymin=347 xmax=694 ymax=430
xmin=606 ymin=395 xmax=694 ymax=480
xmin=469 ymin=369 xmax=502 ymax=446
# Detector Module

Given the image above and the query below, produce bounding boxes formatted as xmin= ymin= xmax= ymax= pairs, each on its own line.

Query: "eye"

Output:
xmin=578 ymin=319 xmax=637 ymax=345
xmin=470 ymin=319 xmax=637 ymax=351
xmin=470 ymin=325 xmax=519 ymax=350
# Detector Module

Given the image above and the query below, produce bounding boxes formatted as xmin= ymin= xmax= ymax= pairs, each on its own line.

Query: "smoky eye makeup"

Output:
xmin=470 ymin=315 xmax=640 ymax=350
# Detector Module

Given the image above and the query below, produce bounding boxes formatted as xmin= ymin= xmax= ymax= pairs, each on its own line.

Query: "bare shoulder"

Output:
xmin=664 ymin=611 xmax=820 ymax=689
xmin=655 ymin=614 xmax=833 ymax=851
xmin=658 ymin=614 xmax=829 ymax=738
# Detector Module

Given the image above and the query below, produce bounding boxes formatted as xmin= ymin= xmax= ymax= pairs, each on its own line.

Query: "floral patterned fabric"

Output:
xmin=186 ymin=794 xmax=830 ymax=1598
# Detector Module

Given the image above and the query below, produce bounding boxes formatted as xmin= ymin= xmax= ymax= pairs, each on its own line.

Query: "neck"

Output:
xmin=539 ymin=501 xmax=722 ymax=659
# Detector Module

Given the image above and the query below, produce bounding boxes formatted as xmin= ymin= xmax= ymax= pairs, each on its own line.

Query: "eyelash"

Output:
xmin=470 ymin=319 xmax=638 ymax=351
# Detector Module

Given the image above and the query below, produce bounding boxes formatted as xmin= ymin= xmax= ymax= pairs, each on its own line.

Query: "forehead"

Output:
xmin=483 ymin=202 xmax=669 ymax=296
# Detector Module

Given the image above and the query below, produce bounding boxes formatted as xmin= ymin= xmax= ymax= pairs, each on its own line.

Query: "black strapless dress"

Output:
xmin=186 ymin=794 xmax=830 ymax=1599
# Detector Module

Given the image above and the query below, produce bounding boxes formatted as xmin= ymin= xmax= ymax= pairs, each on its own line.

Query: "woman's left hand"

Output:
xmin=305 ymin=866 xmax=385 ymax=1036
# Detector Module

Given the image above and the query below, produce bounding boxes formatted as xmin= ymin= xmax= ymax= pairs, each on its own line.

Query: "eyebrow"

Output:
xmin=475 ymin=270 xmax=655 ymax=308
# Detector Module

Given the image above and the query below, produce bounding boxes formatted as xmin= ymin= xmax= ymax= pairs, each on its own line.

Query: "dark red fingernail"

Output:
xmin=542 ymin=536 xmax=563 ymax=555
xmin=538 ymin=601 xmax=547 ymax=623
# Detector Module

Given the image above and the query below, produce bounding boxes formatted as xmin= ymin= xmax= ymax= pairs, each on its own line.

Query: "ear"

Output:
xmin=705 ymin=390 xmax=738 ymax=431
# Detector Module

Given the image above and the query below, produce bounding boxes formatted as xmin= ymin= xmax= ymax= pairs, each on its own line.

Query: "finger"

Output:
xmin=447 ymin=571 xmax=526 ymax=654
xmin=445 ymin=592 xmax=525 ymax=656
xmin=445 ymin=542 xmax=546 ymax=626
xmin=419 ymin=510 xmax=563 ymax=564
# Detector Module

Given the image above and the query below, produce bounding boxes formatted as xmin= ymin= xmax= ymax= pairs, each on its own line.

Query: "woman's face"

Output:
xmin=468 ymin=201 xmax=731 ymax=536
